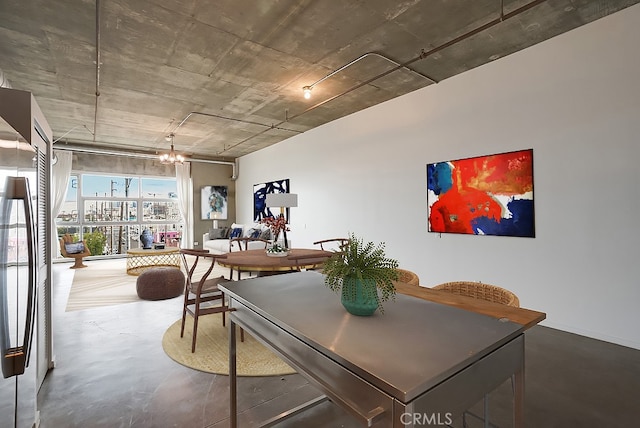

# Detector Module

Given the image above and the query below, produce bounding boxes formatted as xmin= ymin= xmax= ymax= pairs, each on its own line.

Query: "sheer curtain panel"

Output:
xmin=175 ymin=162 xmax=193 ymax=248
xmin=51 ymin=150 xmax=72 ymax=258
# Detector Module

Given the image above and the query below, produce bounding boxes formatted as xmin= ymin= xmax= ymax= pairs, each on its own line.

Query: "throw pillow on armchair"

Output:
xmin=208 ymin=228 xmax=228 ymax=240
xmin=64 ymin=242 xmax=85 ymax=254
xmin=227 ymin=223 xmax=243 ymax=239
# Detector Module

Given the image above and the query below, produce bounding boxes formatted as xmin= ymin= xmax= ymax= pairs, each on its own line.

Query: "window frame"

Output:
xmin=55 ymin=172 xmax=184 ymax=256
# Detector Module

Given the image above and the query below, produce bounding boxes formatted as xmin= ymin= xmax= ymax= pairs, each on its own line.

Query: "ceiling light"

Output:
xmin=302 ymin=86 xmax=312 ymax=99
xmin=159 ymin=133 xmax=184 ymax=165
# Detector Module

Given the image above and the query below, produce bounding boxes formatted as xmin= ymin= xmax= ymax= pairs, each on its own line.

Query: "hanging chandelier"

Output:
xmin=159 ymin=133 xmax=185 ymax=165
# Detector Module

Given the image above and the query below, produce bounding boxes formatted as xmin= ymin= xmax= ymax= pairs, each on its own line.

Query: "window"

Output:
xmin=56 ymin=173 xmax=183 ymax=256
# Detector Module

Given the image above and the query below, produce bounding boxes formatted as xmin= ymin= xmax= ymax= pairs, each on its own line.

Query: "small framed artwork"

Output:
xmin=201 ymin=185 xmax=228 ymax=220
xmin=426 ymin=149 xmax=534 ymax=237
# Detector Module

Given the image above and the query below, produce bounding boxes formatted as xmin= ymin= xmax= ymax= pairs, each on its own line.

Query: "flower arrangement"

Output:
xmin=266 ymin=242 xmax=288 ymax=255
xmin=260 ymin=214 xmax=290 ymax=242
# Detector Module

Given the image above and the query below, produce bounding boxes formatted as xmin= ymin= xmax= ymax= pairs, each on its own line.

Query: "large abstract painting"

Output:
xmin=253 ymin=179 xmax=290 ymax=222
xmin=427 ymin=149 xmax=534 ymax=237
xmin=201 ymin=185 xmax=228 ymax=220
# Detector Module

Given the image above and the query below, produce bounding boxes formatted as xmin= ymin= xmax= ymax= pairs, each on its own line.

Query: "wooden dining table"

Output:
xmin=217 ymin=248 xmax=334 ymax=279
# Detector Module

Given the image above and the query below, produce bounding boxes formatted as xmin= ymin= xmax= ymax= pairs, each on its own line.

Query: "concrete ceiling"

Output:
xmin=1 ymin=0 xmax=638 ymax=161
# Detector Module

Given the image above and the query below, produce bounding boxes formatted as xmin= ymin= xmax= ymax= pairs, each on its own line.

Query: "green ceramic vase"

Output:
xmin=340 ymin=277 xmax=378 ymax=316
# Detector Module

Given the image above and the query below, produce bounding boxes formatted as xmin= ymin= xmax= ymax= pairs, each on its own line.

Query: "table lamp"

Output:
xmin=212 ymin=212 xmax=219 ymax=229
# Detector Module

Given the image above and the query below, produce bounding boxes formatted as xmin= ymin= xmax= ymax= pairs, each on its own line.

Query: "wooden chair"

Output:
xmin=432 ymin=280 xmax=519 ymax=426
xmin=313 ymin=238 xmax=349 ymax=252
xmin=394 ymin=268 xmax=420 ymax=286
xmin=432 ymin=281 xmax=520 ymax=307
xmin=59 ymin=234 xmax=91 ymax=269
xmin=229 ymin=237 xmax=270 ymax=252
xmin=179 ymin=249 xmax=243 ymax=353
xmin=228 ymin=237 xmax=269 ymax=280
xmin=286 ymin=251 xmax=332 ymax=272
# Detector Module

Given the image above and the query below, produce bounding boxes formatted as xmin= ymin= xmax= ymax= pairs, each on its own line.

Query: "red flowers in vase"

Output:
xmin=260 ymin=214 xmax=290 ymax=242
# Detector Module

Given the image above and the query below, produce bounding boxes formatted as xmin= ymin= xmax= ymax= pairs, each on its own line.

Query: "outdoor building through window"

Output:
xmin=55 ymin=173 xmax=183 ymax=257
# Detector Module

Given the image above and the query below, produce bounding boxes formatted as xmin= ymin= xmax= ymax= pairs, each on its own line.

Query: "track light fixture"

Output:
xmin=159 ymin=133 xmax=184 ymax=165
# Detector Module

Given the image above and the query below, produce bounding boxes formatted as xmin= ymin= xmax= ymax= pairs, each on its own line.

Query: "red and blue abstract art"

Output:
xmin=427 ymin=149 xmax=535 ymax=237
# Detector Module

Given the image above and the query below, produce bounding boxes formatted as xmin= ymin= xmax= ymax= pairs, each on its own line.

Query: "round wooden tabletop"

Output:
xmin=217 ymin=248 xmax=333 ymax=272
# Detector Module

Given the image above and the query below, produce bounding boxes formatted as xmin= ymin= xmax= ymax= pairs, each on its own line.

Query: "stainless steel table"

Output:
xmin=220 ymin=271 xmax=533 ymax=427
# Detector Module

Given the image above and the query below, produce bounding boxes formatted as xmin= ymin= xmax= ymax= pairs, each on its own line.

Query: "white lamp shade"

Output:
xmin=265 ymin=193 xmax=298 ymax=208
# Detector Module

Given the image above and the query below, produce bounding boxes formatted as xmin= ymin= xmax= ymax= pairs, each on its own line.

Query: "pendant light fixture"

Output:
xmin=159 ymin=133 xmax=184 ymax=164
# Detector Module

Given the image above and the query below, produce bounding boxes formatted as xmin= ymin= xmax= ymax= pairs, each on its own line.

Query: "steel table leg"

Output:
xmin=513 ymin=365 xmax=524 ymax=427
xmin=230 ymin=319 xmax=237 ymax=428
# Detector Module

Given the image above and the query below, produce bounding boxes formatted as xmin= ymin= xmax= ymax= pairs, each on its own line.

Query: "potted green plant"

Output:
xmin=322 ymin=233 xmax=399 ymax=316
xmin=84 ymin=230 xmax=107 ymax=256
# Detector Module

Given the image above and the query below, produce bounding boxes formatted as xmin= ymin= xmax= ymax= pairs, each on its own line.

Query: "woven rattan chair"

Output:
xmin=395 ymin=268 xmax=420 ymax=286
xmin=59 ymin=234 xmax=91 ymax=269
xmin=432 ymin=280 xmax=519 ymax=426
xmin=432 ymin=281 xmax=520 ymax=307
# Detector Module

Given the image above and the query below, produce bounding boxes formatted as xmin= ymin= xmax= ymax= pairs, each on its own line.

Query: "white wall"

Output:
xmin=235 ymin=5 xmax=640 ymax=350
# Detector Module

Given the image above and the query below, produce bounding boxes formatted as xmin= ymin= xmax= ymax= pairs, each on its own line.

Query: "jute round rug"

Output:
xmin=162 ymin=314 xmax=295 ymax=376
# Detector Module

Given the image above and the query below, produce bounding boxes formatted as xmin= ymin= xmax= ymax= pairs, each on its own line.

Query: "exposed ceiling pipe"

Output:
xmin=303 ymin=51 xmax=437 ymax=95
xmin=53 ymin=144 xmax=238 ymax=180
xmin=84 ymin=3 xmax=241 ymax=178
xmin=170 ymin=110 xmax=303 ymax=137
xmin=53 ymin=124 xmax=95 ymax=143
xmin=93 ymin=0 xmax=101 ymax=142
xmin=219 ymin=0 xmax=547 ymax=155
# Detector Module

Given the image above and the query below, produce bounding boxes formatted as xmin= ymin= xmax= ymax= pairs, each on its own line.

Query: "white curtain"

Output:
xmin=51 ymin=150 xmax=73 ymax=258
xmin=175 ymin=162 xmax=193 ymax=248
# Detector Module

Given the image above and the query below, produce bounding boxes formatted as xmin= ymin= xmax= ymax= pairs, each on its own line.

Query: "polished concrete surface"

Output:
xmin=39 ymin=262 xmax=640 ymax=427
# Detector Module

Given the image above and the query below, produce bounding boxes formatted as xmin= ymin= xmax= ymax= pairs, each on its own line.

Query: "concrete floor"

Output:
xmin=39 ymin=262 xmax=640 ymax=427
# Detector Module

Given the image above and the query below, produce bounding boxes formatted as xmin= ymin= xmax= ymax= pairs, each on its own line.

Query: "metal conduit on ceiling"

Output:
xmin=84 ymin=2 xmax=237 ymax=178
xmin=54 ymin=144 xmax=239 ymax=180
xmin=86 ymin=0 xmax=547 ymax=159
xmin=217 ymin=0 xmax=548 ymax=155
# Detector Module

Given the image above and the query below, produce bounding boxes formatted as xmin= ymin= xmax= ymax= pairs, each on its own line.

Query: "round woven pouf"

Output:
xmin=136 ymin=267 xmax=185 ymax=300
